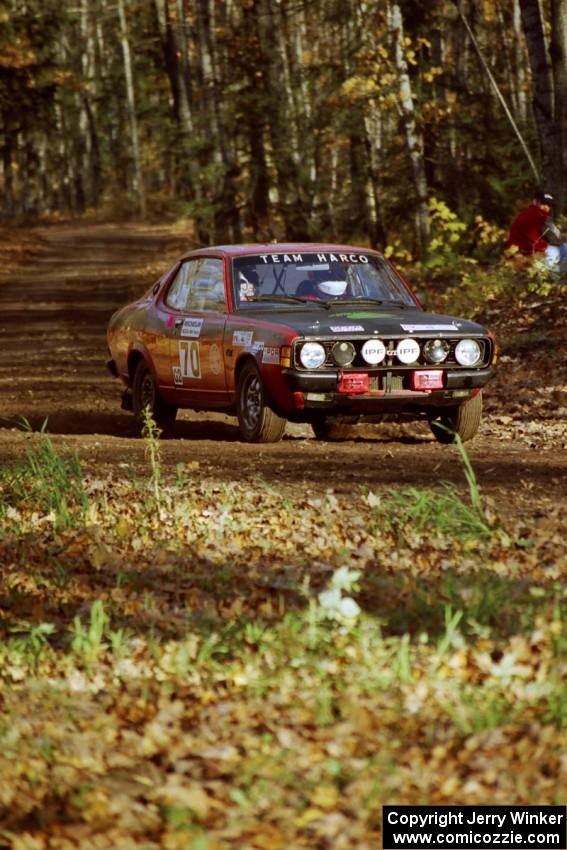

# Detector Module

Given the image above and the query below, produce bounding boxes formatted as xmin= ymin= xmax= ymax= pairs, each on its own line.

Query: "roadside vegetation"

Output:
xmin=1 ymin=401 xmax=565 ymax=849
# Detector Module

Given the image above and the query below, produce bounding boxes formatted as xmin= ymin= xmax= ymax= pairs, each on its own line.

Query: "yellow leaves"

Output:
xmin=423 ymin=66 xmax=443 ymax=84
xmin=115 ymin=516 xmax=130 ymax=538
xmin=0 ymin=45 xmax=38 ymax=70
xmin=155 ymin=779 xmax=212 ymax=820
xmin=89 ymin=542 xmax=110 ymax=570
xmin=295 ymin=806 xmax=326 ymax=827
xmin=428 ymin=197 xmax=467 ymax=232
xmin=244 ymin=823 xmax=285 ymax=849
xmin=482 ymin=0 xmax=497 ymax=23
xmin=384 ymin=240 xmax=413 ymax=265
xmin=474 ymin=214 xmax=507 ymax=247
xmin=310 ymin=783 xmax=339 ymax=809
xmin=199 ymin=689 xmax=217 ymax=704
xmin=75 ymin=785 xmax=113 ymax=824
xmin=340 ymin=75 xmax=382 ymax=101
xmin=439 ymin=775 xmax=460 ymax=797
xmin=141 ymin=702 xmax=184 ymax=756
xmin=10 ymin=836 xmax=46 ymax=850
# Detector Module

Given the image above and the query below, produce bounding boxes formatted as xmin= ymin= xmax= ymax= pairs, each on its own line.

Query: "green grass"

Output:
xmin=366 ymin=431 xmax=492 ymax=542
xmin=369 ymin=481 xmax=491 ymax=541
xmin=0 ymin=418 xmax=86 ymax=530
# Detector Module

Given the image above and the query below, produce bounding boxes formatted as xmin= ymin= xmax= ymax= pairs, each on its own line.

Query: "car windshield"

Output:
xmin=231 ymin=251 xmax=416 ymax=308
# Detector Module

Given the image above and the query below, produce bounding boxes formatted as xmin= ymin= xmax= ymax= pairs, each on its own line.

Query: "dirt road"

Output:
xmin=0 ymin=223 xmax=565 ymax=512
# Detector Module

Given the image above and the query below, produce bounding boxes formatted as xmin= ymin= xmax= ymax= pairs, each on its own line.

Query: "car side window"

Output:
xmin=187 ymin=258 xmax=226 ymax=312
xmin=165 ymin=261 xmax=197 ymax=310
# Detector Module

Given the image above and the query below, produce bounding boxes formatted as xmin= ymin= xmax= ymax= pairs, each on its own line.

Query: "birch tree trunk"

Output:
xmin=195 ymin=0 xmax=241 ymax=241
xmin=513 ymin=0 xmax=529 ymax=124
xmin=255 ymin=0 xmax=307 ymax=239
xmin=79 ymin=0 xmax=101 ymax=208
xmin=389 ymin=1 xmax=430 ymax=256
xmin=117 ymin=0 xmax=146 ymax=216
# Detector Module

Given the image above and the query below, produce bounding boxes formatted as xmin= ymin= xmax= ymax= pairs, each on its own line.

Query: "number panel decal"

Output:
xmin=178 ymin=340 xmax=201 ymax=380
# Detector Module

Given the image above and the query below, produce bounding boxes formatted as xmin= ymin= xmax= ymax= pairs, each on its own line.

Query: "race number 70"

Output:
xmin=179 ymin=340 xmax=201 ymax=379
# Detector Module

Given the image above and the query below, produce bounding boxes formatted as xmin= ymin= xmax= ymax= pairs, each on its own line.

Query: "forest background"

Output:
xmin=1 ymin=0 xmax=566 ymax=264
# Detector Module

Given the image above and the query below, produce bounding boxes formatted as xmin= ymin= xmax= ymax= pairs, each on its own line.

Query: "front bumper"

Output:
xmin=281 ymin=366 xmax=494 ymax=411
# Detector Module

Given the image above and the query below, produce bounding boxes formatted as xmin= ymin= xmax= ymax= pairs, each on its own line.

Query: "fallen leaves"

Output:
xmin=0 ymin=436 xmax=566 ymax=848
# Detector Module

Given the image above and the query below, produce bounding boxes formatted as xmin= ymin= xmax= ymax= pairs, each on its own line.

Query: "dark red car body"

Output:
xmin=106 ymin=243 xmax=495 ymax=442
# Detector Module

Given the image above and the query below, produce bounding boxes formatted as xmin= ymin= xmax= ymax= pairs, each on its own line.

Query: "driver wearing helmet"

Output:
xmin=315 ymin=278 xmax=348 ymax=300
xmin=297 ymin=266 xmax=349 ymax=300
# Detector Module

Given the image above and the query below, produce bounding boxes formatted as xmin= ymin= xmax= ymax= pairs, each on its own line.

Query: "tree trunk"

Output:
xmin=389 ymin=1 xmax=430 ymax=256
xmin=513 ymin=0 xmax=529 ymax=124
xmin=518 ymin=0 xmax=560 ymax=195
xmin=551 ymin=0 xmax=567 ymax=211
xmin=117 ymin=0 xmax=146 ymax=216
xmin=2 ymin=138 xmax=14 ymax=219
xmin=79 ymin=0 xmax=102 ymax=207
xmin=255 ymin=0 xmax=307 ymax=239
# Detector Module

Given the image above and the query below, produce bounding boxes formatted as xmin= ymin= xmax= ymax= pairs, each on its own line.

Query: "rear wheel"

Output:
xmin=311 ymin=415 xmax=360 ymax=441
xmin=430 ymin=391 xmax=482 ymax=444
xmin=236 ymin=361 xmax=286 ymax=443
xmin=132 ymin=360 xmax=177 ymax=434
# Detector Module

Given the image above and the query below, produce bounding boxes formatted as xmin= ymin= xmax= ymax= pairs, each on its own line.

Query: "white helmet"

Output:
xmin=317 ymin=279 xmax=347 ymax=296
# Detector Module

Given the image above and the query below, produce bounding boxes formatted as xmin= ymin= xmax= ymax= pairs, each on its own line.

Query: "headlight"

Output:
xmin=299 ymin=341 xmax=326 ymax=369
xmin=332 ymin=340 xmax=355 ymax=366
xmin=424 ymin=338 xmax=450 ymax=364
xmin=361 ymin=339 xmax=386 ymax=365
xmin=455 ymin=338 xmax=482 ymax=366
xmin=396 ymin=338 xmax=420 ymax=364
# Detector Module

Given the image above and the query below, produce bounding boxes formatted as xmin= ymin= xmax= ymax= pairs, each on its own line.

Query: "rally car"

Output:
xmin=106 ymin=243 xmax=495 ymax=443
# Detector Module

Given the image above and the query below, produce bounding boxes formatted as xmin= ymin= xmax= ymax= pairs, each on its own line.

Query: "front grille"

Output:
xmin=293 ymin=336 xmax=491 ymax=371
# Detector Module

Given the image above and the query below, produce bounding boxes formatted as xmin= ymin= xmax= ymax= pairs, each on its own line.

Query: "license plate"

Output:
xmin=411 ymin=370 xmax=444 ymax=390
xmin=338 ymin=372 xmax=369 ymax=394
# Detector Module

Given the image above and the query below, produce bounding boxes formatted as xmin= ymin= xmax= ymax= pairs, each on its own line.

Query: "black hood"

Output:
xmin=236 ymin=303 xmax=488 ymax=337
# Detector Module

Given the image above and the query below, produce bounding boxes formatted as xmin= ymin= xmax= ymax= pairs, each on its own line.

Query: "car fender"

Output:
xmin=233 ymin=345 xmax=296 ymax=413
xmin=126 ymin=340 xmax=158 ymax=387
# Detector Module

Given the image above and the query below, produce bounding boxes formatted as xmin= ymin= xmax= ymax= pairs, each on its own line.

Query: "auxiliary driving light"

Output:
xmin=332 ymin=340 xmax=356 ymax=367
xmin=424 ymin=338 xmax=450 ymax=364
xmin=361 ymin=338 xmax=386 ymax=365
xmin=396 ymin=338 xmax=420 ymax=364
xmin=455 ymin=338 xmax=482 ymax=367
xmin=299 ymin=341 xmax=326 ymax=369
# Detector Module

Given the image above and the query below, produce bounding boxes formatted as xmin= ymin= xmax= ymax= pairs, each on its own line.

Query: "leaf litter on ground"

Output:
xmin=0 ymin=426 xmax=566 ymax=849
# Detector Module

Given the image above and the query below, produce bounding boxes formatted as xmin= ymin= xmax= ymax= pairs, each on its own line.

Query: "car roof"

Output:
xmin=180 ymin=243 xmax=380 ymax=260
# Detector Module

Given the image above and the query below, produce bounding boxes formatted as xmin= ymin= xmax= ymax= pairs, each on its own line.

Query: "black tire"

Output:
xmin=430 ymin=391 xmax=482 ymax=444
xmin=132 ymin=360 xmax=177 ymax=433
xmin=311 ymin=415 xmax=360 ymax=441
xmin=236 ymin=361 xmax=286 ymax=443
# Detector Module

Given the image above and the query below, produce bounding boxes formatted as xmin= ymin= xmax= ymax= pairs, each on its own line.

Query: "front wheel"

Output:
xmin=236 ymin=361 xmax=286 ymax=443
xmin=430 ymin=391 xmax=482 ymax=444
xmin=132 ymin=360 xmax=178 ymax=434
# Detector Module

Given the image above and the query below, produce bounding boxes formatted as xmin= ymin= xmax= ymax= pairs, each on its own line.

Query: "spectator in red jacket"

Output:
xmin=506 ymin=190 xmax=566 ymax=271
